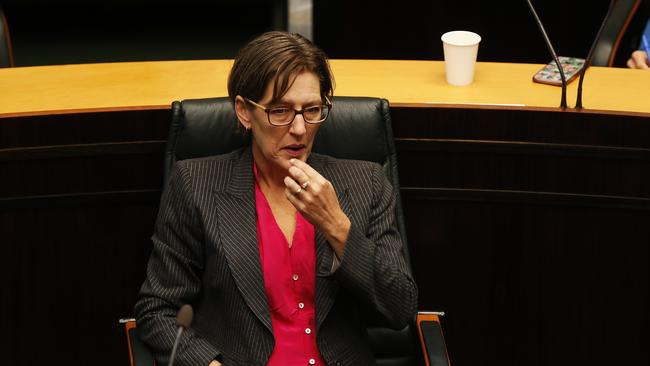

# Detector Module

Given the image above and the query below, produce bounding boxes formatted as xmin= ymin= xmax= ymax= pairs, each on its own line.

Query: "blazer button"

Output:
xmin=305 ymin=327 xmax=312 ymax=334
xmin=308 ymin=358 xmax=316 ymax=365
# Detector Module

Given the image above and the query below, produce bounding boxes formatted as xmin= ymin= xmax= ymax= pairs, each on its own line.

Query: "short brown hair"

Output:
xmin=228 ymin=31 xmax=334 ymax=105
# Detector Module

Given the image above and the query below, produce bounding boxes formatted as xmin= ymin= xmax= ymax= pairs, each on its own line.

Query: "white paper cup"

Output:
xmin=441 ymin=31 xmax=481 ymax=86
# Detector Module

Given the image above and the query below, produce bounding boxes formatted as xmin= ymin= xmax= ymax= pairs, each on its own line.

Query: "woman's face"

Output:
xmin=236 ymin=71 xmax=323 ymax=174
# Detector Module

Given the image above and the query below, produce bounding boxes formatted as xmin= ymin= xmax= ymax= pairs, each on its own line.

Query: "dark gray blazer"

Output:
xmin=135 ymin=147 xmax=417 ymax=366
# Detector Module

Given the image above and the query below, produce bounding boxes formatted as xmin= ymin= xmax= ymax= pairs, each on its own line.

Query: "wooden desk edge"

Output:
xmin=391 ymin=102 xmax=650 ymax=118
xmin=0 ymin=104 xmax=170 ymax=119
xmin=3 ymin=102 xmax=650 ymax=119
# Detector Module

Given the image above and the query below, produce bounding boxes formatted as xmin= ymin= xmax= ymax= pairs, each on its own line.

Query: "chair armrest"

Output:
xmin=119 ymin=318 xmax=156 ymax=366
xmin=416 ymin=311 xmax=451 ymax=366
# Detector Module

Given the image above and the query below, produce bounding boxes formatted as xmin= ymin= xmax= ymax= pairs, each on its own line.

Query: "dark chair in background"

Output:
xmin=591 ymin=0 xmax=642 ymax=66
xmin=122 ymin=96 xmax=450 ymax=366
xmin=0 ymin=7 xmax=15 ymax=68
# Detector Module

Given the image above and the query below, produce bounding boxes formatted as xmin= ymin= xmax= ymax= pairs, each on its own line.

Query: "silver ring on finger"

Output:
xmin=301 ymin=180 xmax=310 ymax=189
xmin=294 ymin=187 xmax=302 ymax=195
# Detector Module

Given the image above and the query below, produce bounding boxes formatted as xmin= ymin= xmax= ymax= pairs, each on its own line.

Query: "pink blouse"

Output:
xmin=254 ymin=166 xmax=327 ymax=366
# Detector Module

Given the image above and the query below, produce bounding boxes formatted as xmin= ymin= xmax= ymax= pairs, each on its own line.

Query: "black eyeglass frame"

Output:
xmin=244 ymin=97 xmax=333 ymax=126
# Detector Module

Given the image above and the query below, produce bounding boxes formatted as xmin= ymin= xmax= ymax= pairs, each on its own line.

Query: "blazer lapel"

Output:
xmin=215 ymin=148 xmax=273 ymax=333
xmin=309 ymin=154 xmax=350 ymax=329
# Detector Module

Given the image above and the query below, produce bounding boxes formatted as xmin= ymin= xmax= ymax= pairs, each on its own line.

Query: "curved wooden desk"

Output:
xmin=1 ymin=61 xmax=649 ymax=366
xmin=1 ymin=59 xmax=650 ymax=116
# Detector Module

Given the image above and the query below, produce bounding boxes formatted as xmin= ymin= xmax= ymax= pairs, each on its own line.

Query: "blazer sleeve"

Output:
xmin=332 ymin=163 xmax=418 ymax=329
xmin=134 ymin=162 xmax=220 ymax=366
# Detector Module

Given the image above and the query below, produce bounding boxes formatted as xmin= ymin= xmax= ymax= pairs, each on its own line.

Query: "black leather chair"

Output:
xmin=120 ymin=318 xmax=156 ymax=366
xmin=0 ymin=7 xmax=14 ymax=68
xmin=123 ymin=96 xmax=450 ymax=366
xmin=591 ymin=0 xmax=642 ymax=67
xmin=167 ymin=96 xmax=418 ymax=365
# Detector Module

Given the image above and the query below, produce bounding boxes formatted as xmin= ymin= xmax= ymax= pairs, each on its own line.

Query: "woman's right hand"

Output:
xmin=627 ymin=50 xmax=650 ymax=69
xmin=209 ymin=360 xmax=222 ymax=366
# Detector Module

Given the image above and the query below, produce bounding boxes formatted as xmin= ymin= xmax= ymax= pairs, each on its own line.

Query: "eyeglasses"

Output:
xmin=244 ymin=97 xmax=332 ymax=126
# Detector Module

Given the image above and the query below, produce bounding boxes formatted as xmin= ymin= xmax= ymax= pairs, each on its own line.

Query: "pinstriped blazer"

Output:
xmin=134 ymin=147 xmax=418 ymax=366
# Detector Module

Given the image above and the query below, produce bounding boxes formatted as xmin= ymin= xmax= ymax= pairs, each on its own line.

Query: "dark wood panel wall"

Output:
xmin=1 ymin=106 xmax=649 ymax=366
xmin=391 ymin=107 xmax=650 ymax=366
xmin=0 ymin=110 xmax=169 ymax=365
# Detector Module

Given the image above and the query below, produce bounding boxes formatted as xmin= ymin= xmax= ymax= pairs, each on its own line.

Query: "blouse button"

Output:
xmin=298 ymin=302 xmax=305 ymax=309
xmin=309 ymin=359 xmax=316 ymax=365
xmin=305 ymin=327 xmax=312 ymax=334
xmin=293 ymin=274 xmax=299 ymax=281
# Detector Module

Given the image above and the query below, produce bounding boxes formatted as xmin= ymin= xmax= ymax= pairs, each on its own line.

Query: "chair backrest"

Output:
xmin=119 ymin=318 xmax=156 ymax=366
xmin=0 ymin=7 xmax=15 ymax=68
xmin=417 ymin=313 xmax=451 ymax=366
xmin=165 ymin=96 xmax=417 ymax=365
xmin=591 ymin=0 xmax=642 ymax=67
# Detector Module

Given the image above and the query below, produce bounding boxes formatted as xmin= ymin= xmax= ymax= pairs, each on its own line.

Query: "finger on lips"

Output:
xmin=288 ymin=160 xmax=317 ymax=190
xmin=290 ymin=158 xmax=320 ymax=177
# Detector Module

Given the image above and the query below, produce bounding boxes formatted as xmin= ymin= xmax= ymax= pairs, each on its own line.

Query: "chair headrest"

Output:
xmin=314 ymin=96 xmax=391 ymax=165
xmin=173 ymin=98 xmax=246 ymax=162
xmin=172 ymin=96 xmax=391 ymax=166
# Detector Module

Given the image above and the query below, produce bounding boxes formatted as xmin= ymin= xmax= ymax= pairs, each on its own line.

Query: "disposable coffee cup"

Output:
xmin=441 ymin=31 xmax=481 ymax=86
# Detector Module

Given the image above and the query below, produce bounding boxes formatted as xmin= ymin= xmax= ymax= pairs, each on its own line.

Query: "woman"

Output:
xmin=135 ymin=31 xmax=417 ymax=366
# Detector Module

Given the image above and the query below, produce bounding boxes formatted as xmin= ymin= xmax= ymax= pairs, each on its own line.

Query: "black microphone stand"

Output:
xmin=526 ymin=0 xmax=568 ymax=109
xmin=576 ymin=0 xmax=616 ymax=109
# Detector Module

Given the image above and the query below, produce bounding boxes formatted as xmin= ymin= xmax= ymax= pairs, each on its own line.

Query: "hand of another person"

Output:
xmin=284 ymin=159 xmax=351 ymax=258
xmin=627 ymin=50 xmax=649 ymax=69
xmin=209 ymin=360 xmax=222 ymax=366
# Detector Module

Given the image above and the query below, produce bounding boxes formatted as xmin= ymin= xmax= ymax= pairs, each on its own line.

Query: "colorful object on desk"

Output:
xmin=532 ymin=56 xmax=586 ymax=86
